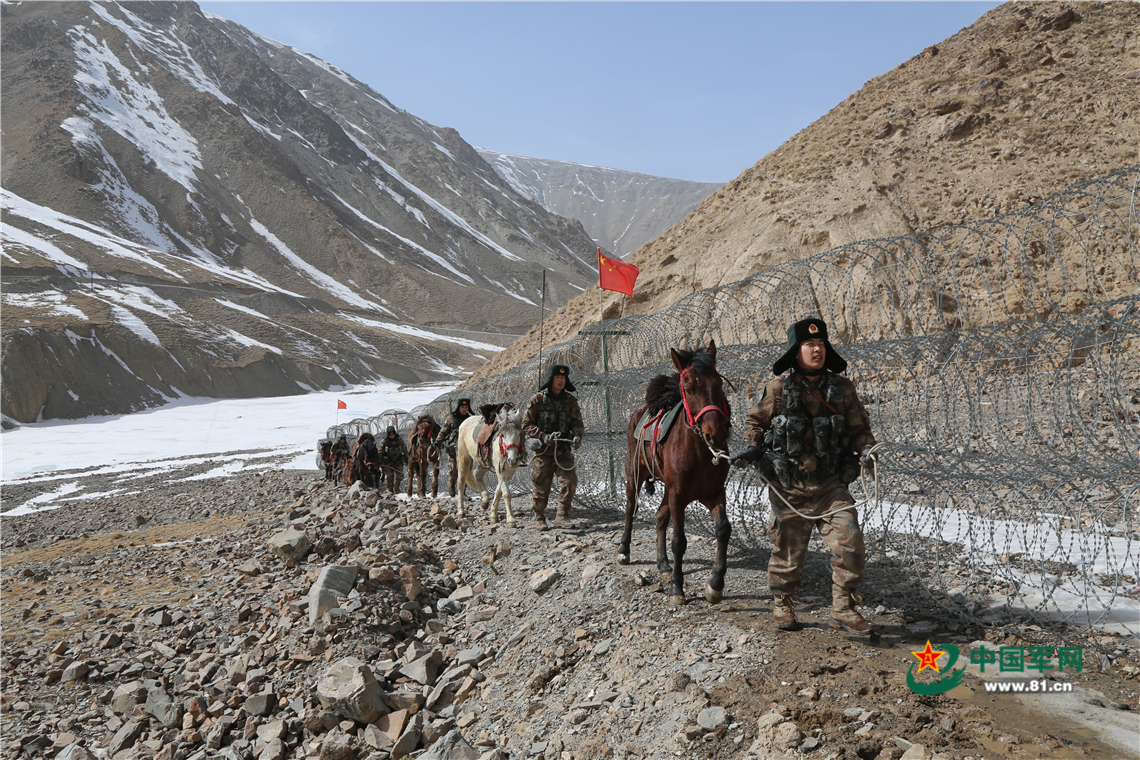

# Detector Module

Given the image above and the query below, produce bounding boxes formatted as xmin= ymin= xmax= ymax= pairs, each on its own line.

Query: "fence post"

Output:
xmin=602 ymin=331 xmax=616 ymax=499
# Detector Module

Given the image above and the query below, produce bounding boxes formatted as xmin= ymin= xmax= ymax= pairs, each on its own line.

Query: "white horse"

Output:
xmin=455 ymin=405 xmax=524 ymax=525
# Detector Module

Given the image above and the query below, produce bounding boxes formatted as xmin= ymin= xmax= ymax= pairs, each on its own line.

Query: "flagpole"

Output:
xmin=537 ymin=270 xmax=546 ymax=388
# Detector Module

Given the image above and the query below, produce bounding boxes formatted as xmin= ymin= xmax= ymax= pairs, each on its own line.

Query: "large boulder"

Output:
xmin=268 ymin=529 xmax=311 ymax=561
xmin=317 ymin=658 xmax=388 ymax=725
xmin=418 ymin=729 xmax=480 ymax=760
xmin=309 ymin=565 xmax=359 ymax=626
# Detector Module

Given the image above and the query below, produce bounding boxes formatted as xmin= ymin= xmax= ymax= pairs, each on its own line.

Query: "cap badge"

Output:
xmin=808 ymin=324 xmax=820 ymax=334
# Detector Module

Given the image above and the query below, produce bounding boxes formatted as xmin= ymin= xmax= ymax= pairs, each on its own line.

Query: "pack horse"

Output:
xmin=454 ymin=404 xmax=525 ymax=525
xmin=619 ymin=341 xmax=733 ymax=606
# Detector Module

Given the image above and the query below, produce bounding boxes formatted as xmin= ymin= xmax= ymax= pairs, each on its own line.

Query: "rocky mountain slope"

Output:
xmin=1 ymin=1 xmax=600 ymax=424
xmin=469 ymin=1 xmax=1140 ymax=383
xmin=476 ymin=150 xmax=723 ymax=258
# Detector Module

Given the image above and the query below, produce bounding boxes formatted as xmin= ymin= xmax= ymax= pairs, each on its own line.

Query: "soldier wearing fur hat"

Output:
xmin=379 ymin=425 xmax=408 ymax=496
xmin=522 ymin=365 xmax=586 ymax=529
xmin=732 ymin=318 xmax=877 ymax=634
xmin=436 ymin=398 xmax=473 ymax=497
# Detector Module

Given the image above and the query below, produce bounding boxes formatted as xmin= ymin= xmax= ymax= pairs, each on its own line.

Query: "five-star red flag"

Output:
xmin=597 ymin=248 xmax=639 ymax=297
xmin=337 ymin=400 xmax=347 ymax=410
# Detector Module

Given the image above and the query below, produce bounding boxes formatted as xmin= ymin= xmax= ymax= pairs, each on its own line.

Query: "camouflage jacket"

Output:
xmin=437 ymin=412 xmax=472 ymax=452
xmin=742 ymin=370 xmax=876 ymax=497
xmin=522 ymin=390 xmax=586 ymax=444
xmin=379 ymin=435 xmax=408 ymax=465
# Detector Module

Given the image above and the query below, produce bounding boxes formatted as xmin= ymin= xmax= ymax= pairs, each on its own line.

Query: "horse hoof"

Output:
xmin=705 ymin=584 xmax=723 ymax=604
xmin=505 ymin=520 xmax=516 ymax=528
xmin=617 ymin=554 xmax=630 ymax=566
xmin=670 ymin=594 xmax=686 ymax=607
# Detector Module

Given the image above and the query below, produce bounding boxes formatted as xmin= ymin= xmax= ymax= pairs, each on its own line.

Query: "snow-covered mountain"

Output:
xmin=1 ymin=1 xmax=600 ymax=424
xmin=476 ymin=149 xmax=723 ymax=257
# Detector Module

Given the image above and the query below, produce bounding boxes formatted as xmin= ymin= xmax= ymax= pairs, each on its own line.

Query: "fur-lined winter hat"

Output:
xmin=771 ymin=319 xmax=847 ymax=375
xmin=541 ymin=364 xmax=576 ymax=393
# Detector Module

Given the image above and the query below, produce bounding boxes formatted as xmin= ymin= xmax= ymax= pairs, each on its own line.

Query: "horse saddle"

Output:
xmin=635 ymin=402 xmax=683 ymax=446
xmin=477 ymin=423 xmax=496 ymax=464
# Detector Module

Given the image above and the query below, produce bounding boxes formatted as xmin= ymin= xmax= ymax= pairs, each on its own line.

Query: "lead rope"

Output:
xmin=536 ymin=435 xmax=579 ymax=471
xmin=748 ymin=442 xmax=886 ymax=521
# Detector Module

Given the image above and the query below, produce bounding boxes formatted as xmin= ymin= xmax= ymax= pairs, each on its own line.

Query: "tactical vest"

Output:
xmin=535 ymin=392 xmax=576 ymax=437
xmin=444 ymin=412 xmax=470 ymax=449
xmin=764 ymin=371 xmax=853 ymax=485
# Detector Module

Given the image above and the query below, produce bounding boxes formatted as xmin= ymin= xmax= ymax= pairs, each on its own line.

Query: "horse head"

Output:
xmin=671 ymin=339 xmax=731 ymax=463
xmin=495 ymin=405 xmax=524 ymax=469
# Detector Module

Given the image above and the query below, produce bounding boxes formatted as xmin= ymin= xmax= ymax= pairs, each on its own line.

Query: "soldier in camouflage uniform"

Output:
xmin=436 ymin=398 xmax=473 ymax=497
xmin=522 ymin=365 xmax=586 ymax=530
xmin=733 ymin=319 xmax=877 ymax=634
xmin=378 ymin=425 xmax=408 ymax=496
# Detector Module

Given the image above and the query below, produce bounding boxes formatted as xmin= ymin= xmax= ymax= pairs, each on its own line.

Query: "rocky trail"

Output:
xmin=2 ymin=464 xmax=1138 ymax=760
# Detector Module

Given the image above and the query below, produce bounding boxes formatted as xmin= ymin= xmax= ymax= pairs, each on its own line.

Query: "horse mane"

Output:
xmin=646 ymin=373 xmax=681 ymax=415
xmin=674 ymin=347 xmax=716 ymax=376
xmin=645 ymin=347 xmax=718 ymax=414
xmin=479 ymin=403 xmax=504 ymax=424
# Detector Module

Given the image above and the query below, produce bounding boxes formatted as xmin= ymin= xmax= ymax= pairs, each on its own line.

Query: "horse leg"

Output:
xmin=669 ymin=497 xmax=688 ymax=606
xmin=488 ymin=469 xmax=501 ymax=524
xmin=431 ymin=462 xmax=440 ymax=499
xmin=502 ymin=470 xmax=516 ymax=527
xmin=655 ymin=491 xmax=672 ymax=581
xmin=417 ymin=456 xmax=427 ymax=498
xmin=455 ymin=449 xmax=469 ymax=518
xmin=703 ymin=496 xmax=732 ymax=604
xmin=475 ymin=467 xmax=491 ymax=511
xmin=618 ymin=462 xmax=644 ymax=565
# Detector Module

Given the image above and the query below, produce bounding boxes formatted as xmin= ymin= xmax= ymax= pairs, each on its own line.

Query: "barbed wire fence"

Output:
xmin=329 ymin=167 xmax=1140 ymax=646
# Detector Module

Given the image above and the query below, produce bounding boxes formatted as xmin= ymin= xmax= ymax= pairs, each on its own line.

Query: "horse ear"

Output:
xmin=670 ymin=348 xmax=686 ymax=372
xmin=707 ymin=339 xmax=717 ymax=364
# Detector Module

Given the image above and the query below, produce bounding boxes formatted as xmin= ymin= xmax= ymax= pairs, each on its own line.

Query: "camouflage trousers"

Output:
xmin=530 ymin=448 xmax=577 ymax=515
xmin=446 ymin=451 xmax=459 ymax=497
xmin=381 ymin=464 xmax=404 ymax=495
xmin=767 ymin=483 xmax=865 ymax=596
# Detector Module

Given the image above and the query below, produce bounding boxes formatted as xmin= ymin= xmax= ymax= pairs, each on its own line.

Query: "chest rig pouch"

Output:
xmin=537 ymin=393 xmax=574 ymax=438
xmin=762 ymin=371 xmax=855 ymax=488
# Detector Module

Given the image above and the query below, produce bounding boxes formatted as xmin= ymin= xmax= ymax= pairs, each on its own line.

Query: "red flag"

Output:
xmin=337 ymin=400 xmax=347 ymax=410
xmin=598 ymin=248 xmax=639 ymax=297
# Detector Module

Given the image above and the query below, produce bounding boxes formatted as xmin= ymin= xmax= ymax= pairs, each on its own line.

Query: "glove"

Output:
xmin=731 ymin=447 xmax=761 ymax=467
xmin=859 ymin=446 xmax=876 ymax=477
xmin=526 ymin=437 xmax=544 ymax=453
xmin=572 ymin=435 xmax=582 ymax=450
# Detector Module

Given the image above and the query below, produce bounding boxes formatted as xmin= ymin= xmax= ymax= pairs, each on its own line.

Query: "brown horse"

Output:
xmin=407 ymin=415 xmax=442 ymax=498
xmin=618 ymin=341 xmax=732 ymax=606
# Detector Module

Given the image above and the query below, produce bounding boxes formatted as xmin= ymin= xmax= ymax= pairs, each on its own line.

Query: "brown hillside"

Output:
xmin=467 ymin=1 xmax=1140 ymax=385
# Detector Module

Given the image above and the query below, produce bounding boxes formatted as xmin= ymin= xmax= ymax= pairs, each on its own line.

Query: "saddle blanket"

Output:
xmin=634 ymin=402 xmax=683 ymax=446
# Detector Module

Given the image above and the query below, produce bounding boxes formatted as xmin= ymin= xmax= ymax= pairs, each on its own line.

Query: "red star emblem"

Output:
xmin=911 ymin=640 xmax=946 ymax=673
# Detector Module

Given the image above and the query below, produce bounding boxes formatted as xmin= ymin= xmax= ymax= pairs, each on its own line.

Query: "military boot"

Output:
xmin=532 ymin=500 xmax=550 ymax=531
xmin=554 ymin=502 xmax=575 ymax=528
xmin=830 ymin=584 xmax=874 ymax=634
xmin=773 ymin=594 xmax=799 ymax=631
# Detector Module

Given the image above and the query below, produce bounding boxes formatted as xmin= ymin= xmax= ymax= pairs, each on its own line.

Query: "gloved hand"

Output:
xmin=859 ymin=445 xmax=876 ymax=476
xmin=731 ymin=447 xmax=761 ymax=467
xmin=572 ymin=435 xmax=582 ymax=450
xmin=540 ymin=432 xmax=552 ymax=445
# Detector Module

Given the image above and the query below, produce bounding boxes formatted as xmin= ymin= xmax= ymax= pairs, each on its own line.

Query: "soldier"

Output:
xmin=378 ymin=425 xmax=408 ymax=495
xmin=732 ymin=318 xmax=877 ymax=634
xmin=331 ymin=434 xmax=351 ymax=481
xmin=436 ymin=398 xmax=473 ymax=498
xmin=522 ymin=365 xmax=585 ymax=530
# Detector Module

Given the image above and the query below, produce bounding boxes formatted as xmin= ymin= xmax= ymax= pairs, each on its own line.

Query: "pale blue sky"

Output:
xmin=199 ymin=2 xmax=1001 ymax=183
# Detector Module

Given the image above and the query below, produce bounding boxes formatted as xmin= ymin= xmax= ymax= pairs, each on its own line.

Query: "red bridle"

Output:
xmin=499 ymin=436 xmax=522 ymax=457
xmin=680 ymin=367 xmax=729 ymax=428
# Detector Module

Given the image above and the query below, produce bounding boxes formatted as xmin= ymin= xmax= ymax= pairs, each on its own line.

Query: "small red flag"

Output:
xmin=598 ymin=248 xmax=639 ymax=297
xmin=337 ymin=400 xmax=347 ymax=410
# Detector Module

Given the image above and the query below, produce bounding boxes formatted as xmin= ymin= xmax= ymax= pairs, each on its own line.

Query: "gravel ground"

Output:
xmin=2 ymin=460 xmax=1138 ymax=760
